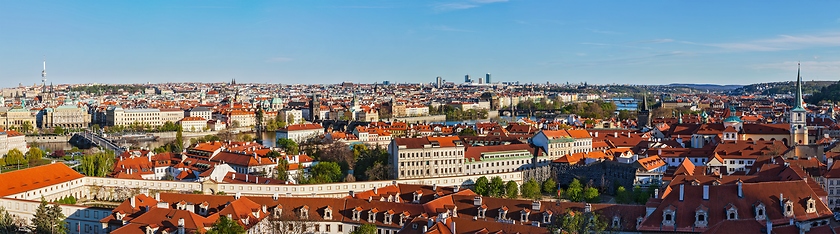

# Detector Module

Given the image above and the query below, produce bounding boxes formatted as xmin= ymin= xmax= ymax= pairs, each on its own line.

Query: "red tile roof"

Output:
xmin=0 ymin=163 xmax=84 ymax=197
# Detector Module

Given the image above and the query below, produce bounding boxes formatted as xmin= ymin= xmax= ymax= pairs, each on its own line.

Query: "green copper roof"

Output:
xmin=724 ymin=106 xmax=742 ymax=123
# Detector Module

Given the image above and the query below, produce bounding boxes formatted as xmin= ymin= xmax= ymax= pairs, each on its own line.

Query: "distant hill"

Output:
xmin=734 ymin=80 xmax=836 ymax=95
xmin=667 ymin=83 xmax=743 ymax=91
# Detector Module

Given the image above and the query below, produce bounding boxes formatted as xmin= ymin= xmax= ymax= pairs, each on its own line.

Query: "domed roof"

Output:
xmin=724 ymin=106 xmax=742 ymax=123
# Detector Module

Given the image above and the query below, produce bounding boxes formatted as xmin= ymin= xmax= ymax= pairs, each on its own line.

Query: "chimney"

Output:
xmin=766 ymin=217 xmax=772 ymax=234
xmin=349 ymin=190 xmax=355 ymax=198
xmin=584 ymin=203 xmax=592 ymax=212
xmin=245 ymin=174 xmax=249 ymax=182
xmin=737 ymin=180 xmax=744 ymax=198
xmin=454 ymin=185 xmax=460 ymax=192
xmin=654 ymin=189 xmax=659 ymax=199
xmin=433 ymin=184 xmax=437 ymax=191
xmin=262 ymin=205 xmax=267 ymax=213
xmin=155 ymin=193 xmax=160 ymax=201
xmin=702 ymin=185 xmax=709 ymax=200
xmin=474 ymin=196 xmax=482 ymax=206
xmin=232 ymin=174 xmax=235 ymax=180
xmin=595 ymin=132 xmax=598 ymax=137
xmin=373 ymin=187 xmax=378 ymax=195
xmin=235 ymin=192 xmax=241 ymax=200
xmin=178 ymin=218 xmax=185 ymax=234
xmin=532 ymin=201 xmax=541 ymax=211
xmin=679 ymin=184 xmax=684 ymax=201
xmin=450 ymin=221 xmax=456 ymax=233
xmin=614 ymin=132 xmax=618 ymax=138
xmin=130 ymin=196 xmax=136 ymax=208
xmin=256 ymin=177 xmax=259 ymax=184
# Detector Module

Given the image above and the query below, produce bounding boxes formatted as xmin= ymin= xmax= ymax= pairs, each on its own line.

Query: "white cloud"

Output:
xmin=471 ymin=0 xmax=508 ymax=3
xmin=709 ymin=33 xmax=840 ymax=52
xmin=586 ymin=28 xmax=621 ymax=35
xmin=752 ymin=60 xmax=840 ymax=73
xmin=434 ymin=3 xmax=477 ymax=11
xmin=433 ymin=0 xmax=507 ymax=12
xmin=431 ymin=25 xmax=474 ymax=32
xmin=266 ymin=57 xmax=293 ymax=63
xmin=636 ymin=38 xmax=674 ymax=44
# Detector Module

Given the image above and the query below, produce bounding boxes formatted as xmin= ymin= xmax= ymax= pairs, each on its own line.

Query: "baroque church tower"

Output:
xmin=790 ymin=63 xmax=808 ymax=146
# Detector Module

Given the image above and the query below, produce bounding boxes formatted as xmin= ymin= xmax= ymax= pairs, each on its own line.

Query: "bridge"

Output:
xmin=70 ymin=131 xmax=126 ymax=155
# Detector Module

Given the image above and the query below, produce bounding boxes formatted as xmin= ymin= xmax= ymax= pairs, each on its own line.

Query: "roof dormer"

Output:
xmin=754 ymin=201 xmax=766 ymax=220
xmin=695 ymin=205 xmax=709 ymax=228
xmin=725 ymin=203 xmax=738 ymax=220
xmin=323 ymin=206 xmax=333 ymax=220
xmin=662 ymin=205 xmax=676 ymax=227
xmin=368 ymin=208 xmax=379 ymax=223
xmin=806 ymin=196 xmax=817 ymax=214
xmin=498 ymin=206 xmax=509 ymax=220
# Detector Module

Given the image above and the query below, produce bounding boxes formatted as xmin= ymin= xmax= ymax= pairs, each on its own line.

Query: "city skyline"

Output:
xmin=2 ymin=1 xmax=840 ymax=87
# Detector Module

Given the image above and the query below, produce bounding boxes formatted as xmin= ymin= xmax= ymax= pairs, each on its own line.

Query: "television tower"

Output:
xmin=41 ymin=57 xmax=47 ymax=93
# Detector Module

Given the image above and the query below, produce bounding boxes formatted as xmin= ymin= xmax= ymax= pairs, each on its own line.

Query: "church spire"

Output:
xmin=641 ymin=93 xmax=648 ymax=111
xmin=793 ymin=62 xmax=805 ymax=111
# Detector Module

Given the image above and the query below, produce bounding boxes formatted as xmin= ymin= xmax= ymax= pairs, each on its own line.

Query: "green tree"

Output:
xmin=206 ymin=215 xmax=246 ymax=234
xmin=520 ymin=179 xmax=542 ymax=200
xmin=0 ymin=206 xmax=20 ymax=233
xmin=488 ymin=176 xmax=505 ymax=198
xmin=616 ymin=186 xmax=631 ymax=204
xmin=53 ymin=126 xmax=65 ymax=135
xmin=458 ymin=128 xmax=477 ymax=136
xmin=505 ymin=181 xmax=519 ymax=199
xmin=20 ymin=121 xmax=33 ymax=134
xmin=351 ymin=223 xmax=377 ymax=234
xmin=26 ymin=147 xmax=45 ymax=166
xmin=276 ymin=158 xmax=289 ymax=181
xmin=307 ymin=161 xmax=343 ymax=184
xmin=78 ymin=151 xmax=115 ymax=177
xmin=5 ymin=148 xmax=26 ymax=167
xmin=174 ymin=126 xmax=184 ymax=152
xmin=32 ymin=198 xmax=66 ymax=234
xmin=556 ymin=209 xmax=608 ymax=234
xmin=583 ymin=187 xmax=600 ymax=203
xmin=276 ymin=138 xmax=299 ymax=155
xmin=565 ymin=179 xmax=584 ymax=202
xmin=474 ymin=176 xmax=490 ymax=196
xmin=542 ymin=178 xmax=557 ymax=195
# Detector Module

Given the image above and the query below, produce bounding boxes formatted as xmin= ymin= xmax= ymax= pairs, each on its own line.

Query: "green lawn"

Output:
xmin=0 ymin=159 xmax=57 ymax=173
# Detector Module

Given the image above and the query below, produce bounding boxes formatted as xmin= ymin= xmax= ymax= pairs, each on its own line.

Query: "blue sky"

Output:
xmin=2 ymin=1 xmax=840 ymax=86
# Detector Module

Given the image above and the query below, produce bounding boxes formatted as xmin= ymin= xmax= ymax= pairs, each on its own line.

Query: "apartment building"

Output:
xmin=389 ymin=136 xmax=466 ymax=179
xmin=463 ymin=143 xmax=539 ymax=175
xmin=105 ymin=107 xmax=184 ymax=127
xmin=276 ymin=123 xmax=324 ymax=143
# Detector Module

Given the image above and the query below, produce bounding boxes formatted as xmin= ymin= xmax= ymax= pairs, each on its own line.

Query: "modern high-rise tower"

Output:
xmin=485 ymin=73 xmax=491 ymax=84
xmin=464 ymin=74 xmax=471 ymax=83
xmin=436 ymin=76 xmax=443 ymax=89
